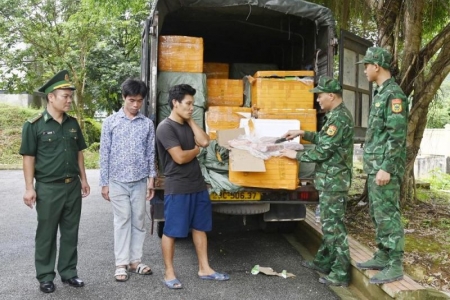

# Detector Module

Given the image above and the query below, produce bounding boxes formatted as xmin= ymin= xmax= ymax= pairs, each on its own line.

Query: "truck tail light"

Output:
xmin=289 ymin=191 xmax=319 ymax=201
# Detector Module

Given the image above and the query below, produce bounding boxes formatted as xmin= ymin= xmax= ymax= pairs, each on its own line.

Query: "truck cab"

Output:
xmin=141 ymin=0 xmax=372 ymax=237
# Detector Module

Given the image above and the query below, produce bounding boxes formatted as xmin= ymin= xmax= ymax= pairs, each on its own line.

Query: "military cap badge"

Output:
xmin=37 ymin=70 xmax=76 ymax=95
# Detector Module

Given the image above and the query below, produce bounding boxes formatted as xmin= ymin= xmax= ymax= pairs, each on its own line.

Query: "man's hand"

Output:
xmin=282 ymin=130 xmax=304 ymax=140
xmin=375 ymin=169 xmax=391 ymax=186
xmin=146 ymin=177 xmax=155 ymax=201
xmin=101 ymin=186 xmax=110 ymax=201
xmin=279 ymin=149 xmax=298 ymax=159
xmin=23 ymin=188 xmax=36 ymax=209
xmin=81 ymin=180 xmax=90 ymax=198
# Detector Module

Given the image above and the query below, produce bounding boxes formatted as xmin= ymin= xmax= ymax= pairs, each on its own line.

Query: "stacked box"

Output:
xmin=251 ymin=70 xmax=314 ymax=109
xmin=207 ymin=79 xmax=244 ymax=107
xmin=205 ymin=106 xmax=251 ymax=139
xmin=229 ymin=157 xmax=299 ymax=190
xmin=203 ymin=63 xmax=229 ymax=79
xmin=158 ymin=36 xmax=203 ymax=73
xmin=230 ymin=63 xmax=278 ymax=79
xmin=257 ymin=109 xmax=317 ymax=144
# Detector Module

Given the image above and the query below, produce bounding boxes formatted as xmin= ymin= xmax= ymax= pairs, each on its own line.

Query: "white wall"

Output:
xmin=0 ymin=94 xmax=34 ymax=107
xmin=419 ymin=125 xmax=450 ymax=156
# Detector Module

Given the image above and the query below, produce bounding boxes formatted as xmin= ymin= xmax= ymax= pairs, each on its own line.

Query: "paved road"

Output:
xmin=0 ymin=169 xmax=342 ymax=300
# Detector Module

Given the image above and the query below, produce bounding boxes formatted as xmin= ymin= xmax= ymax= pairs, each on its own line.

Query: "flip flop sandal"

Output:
xmin=198 ymin=272 xmax=230 ymax=281
xmin=114 ymin=267 xmax=129 ymax=282
xmin=164 ymin=278 xmax=183 ymax=289
xmin=129 ymin=263 xmax=153 ymax=275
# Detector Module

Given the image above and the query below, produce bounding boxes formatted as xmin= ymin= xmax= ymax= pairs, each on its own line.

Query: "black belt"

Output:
xmin=51 ymin=177 xmax=77 ymax=184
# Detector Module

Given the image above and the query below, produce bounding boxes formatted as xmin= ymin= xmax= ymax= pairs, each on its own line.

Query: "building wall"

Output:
xmin=0 ymin=94 xmax=43 ymax=108
xmin=419 ymin=125 xmax=450 ymax=156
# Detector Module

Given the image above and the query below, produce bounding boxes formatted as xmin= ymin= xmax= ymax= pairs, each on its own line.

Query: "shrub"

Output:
xmin=84 ymin=118 xmax=102 ymax=146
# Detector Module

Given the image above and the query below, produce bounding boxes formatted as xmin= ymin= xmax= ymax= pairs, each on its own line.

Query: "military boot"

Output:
xmin=301 ymin=260 xmax=330 ymax=274
xmin=369 ymin=263 xmax=403 ymax=284
xmin=356 ymin=251 xmax=388 ymax=270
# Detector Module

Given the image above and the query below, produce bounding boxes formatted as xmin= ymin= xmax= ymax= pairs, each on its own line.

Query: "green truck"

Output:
xmin=140 ymin=0 xmax=372 ymax=237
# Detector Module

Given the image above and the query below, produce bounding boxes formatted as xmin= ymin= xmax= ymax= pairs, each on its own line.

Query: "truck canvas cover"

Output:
xmin=151 ymin=0 xmax=336 ymax=33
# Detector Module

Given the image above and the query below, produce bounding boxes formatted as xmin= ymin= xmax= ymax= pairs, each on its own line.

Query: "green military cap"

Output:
xmin=310 ymin=75 xmax=342 ymax=93
xmin=356 ymin=47 xmax=392 ymax=69
xmin=37 ymin=70 xmax=76 ymax=94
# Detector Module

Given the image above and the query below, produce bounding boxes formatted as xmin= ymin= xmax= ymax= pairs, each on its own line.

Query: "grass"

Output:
xmin=0 ymin=103 xmax=99 ymax=168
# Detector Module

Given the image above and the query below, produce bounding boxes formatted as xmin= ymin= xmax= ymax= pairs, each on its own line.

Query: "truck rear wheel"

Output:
xmin=212 ymin=204 xmax=270 ymax=215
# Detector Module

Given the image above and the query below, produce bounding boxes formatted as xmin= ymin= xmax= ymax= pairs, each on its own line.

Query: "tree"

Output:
xmin=83 ymin=7 xmax=148 ymax=115
xmin=0 ymin=0 xmax=102 ymax=121
xmin=426 ymin=80 xmax=450 ymax=128
xmin=0 ymin=0 xmax=149 ymax=119
xmin=312 ymin=0 xmax=450 ymax=203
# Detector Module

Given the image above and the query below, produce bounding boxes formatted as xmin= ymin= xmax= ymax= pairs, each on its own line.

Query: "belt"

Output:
xmin=51 ymin=177 xmax=76 ymax=184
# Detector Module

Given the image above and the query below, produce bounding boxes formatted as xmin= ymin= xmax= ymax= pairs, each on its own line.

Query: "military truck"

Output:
xmin=140 ymin=0 xmax=372 ymax=237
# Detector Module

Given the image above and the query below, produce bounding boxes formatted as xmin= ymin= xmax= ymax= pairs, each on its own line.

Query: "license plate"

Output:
xmin=209 ymin=191 xmax=261 ymax=201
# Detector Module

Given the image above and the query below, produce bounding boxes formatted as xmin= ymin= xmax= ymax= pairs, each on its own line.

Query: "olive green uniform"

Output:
xmin=19 ymin=110 xmax=87 ymax=282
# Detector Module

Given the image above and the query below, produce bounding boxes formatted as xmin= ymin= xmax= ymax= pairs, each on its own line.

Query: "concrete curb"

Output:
xmin=292 ymin=208 xmax=450 ymax=300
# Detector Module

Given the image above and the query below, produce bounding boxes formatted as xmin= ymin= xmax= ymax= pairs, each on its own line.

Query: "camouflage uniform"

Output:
xmin=357 ymin=47 xmax=408 ymax=284
xmin=296 ymin=76 xmax=354 ymax=284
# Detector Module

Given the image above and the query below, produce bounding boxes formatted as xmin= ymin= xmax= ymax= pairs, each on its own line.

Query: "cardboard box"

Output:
xmin=158 ymin=36 xmax=203 ymax=73
xmin=203 ymin=62 xmax=229 ymax=79
xmin=250 ymin=70 xmax=314 ymax=109
xmin=205 ymin=106 xmax=251 ymax=139
xmin=217 ymin=120 xmax=300 ymax=190
xmin=229 ymin=155 xmax=299 ymax=190
xmin=207 ymin=79 xmax=243 ymax=107
xmin=238 ymin=119 xmax=300 ymax=144
xmin=257 ymin=109 xmax=317 ymax=144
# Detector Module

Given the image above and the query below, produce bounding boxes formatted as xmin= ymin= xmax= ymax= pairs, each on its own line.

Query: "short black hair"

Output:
xmin=121 ymin=78 xmax=148 ymax=98
xmin=168 ymin=84 xmax=196 ymax=109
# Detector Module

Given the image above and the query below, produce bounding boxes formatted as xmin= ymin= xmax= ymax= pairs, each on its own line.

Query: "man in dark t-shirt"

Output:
xmin=155 ymin=84 xmax=230 ymax=289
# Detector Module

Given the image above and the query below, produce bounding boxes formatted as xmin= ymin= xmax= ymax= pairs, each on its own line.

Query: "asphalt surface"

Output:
xmin=0 ymin=169 xmax=342 ymax=300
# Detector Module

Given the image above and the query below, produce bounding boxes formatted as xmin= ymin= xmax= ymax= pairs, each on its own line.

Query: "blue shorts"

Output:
xmin=163 ymin=190 xmax=212 ymax=238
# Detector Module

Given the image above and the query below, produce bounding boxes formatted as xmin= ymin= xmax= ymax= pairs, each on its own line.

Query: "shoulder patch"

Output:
xmin=326 ymin=125 xmax=337 ymax=136
xmin=391 ymin=99 xmax=402 ymax=113
xmin=27 ymin=113 xmax=43 ymax=123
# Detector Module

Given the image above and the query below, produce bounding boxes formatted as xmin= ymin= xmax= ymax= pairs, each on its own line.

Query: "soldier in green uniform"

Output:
xmin=19 ymin=70 xmax=90 ymax=293
xmin=280 ymin=76 xmax=354 ymax=287
xmin=355 ymin=47 xmax=408 ymax=284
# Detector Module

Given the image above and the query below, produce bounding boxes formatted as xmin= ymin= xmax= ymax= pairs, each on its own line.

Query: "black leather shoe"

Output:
xmin=40 ymin=281 xmax=55 ymax=293
xmin=62 ymin=276 xmax=85 ymax=287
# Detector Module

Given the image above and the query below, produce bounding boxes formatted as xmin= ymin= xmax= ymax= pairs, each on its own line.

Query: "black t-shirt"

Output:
xmin=155 ymin=118 xmax=206 ymax=195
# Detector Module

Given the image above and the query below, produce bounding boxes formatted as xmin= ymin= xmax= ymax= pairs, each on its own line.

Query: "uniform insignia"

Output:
xmin=69 ymin=128 xmax=77 ymax=133
xmin=27 ymin=113 xmax=42 ymax=123
xmin=392 ymin=99 xmax=402 ymax=113
xmin=44 ymin=114 xmax=49 ymax=122
xmin=375 ymin=102 xmax=381 ymax=108
xmin=326 ymin=125 xmax=337 ymax=136
xmin=65 ymin=74 xmax=70 ymax=81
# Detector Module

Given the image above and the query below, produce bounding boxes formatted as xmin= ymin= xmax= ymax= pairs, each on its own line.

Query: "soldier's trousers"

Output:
xmin=313 ymin=191 xmax=350 ymax=282
xmin=35 ymin=178 xmax=82 ymax=282
xmin=367 ymin=174 xmax=404 ymax=264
